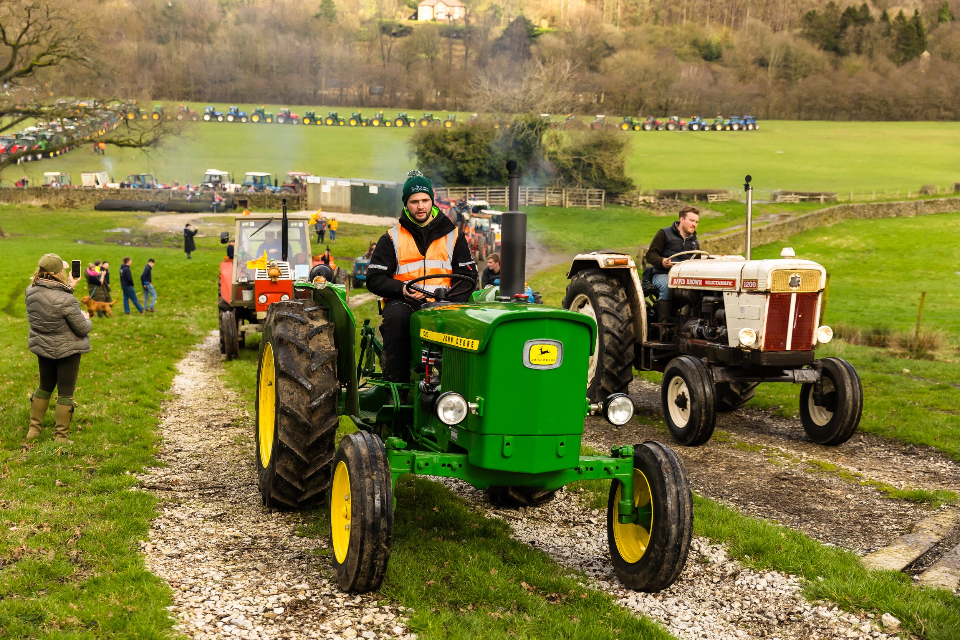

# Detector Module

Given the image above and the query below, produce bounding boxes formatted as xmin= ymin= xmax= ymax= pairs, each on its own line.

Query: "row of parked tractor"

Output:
xmin=0 ymin=103 xmax=123 ymax=165
xmin=569 ymin=114 xmax=760 ymax=131
xmin=188 ymin=106 xmax=459 ymax=128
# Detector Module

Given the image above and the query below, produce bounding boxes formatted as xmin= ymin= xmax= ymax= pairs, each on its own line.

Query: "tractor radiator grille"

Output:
xmin=763 ymin=293 xmax=820 ymax=351
xmin=770 ymin=269 xmax=821 ymax=293
xmin=440 ymin=347 xmax=469 ymax=394
xmin=255 ymin=262 xmax=292 ymax=280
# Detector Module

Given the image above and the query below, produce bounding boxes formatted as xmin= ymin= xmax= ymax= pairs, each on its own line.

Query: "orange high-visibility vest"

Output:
xmin=388 ymin=224 xmax=458 ymax=291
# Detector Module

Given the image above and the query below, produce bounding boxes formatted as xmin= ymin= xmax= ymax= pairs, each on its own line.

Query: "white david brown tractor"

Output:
xmin=562 ymin=176 xmax=862 ymax=446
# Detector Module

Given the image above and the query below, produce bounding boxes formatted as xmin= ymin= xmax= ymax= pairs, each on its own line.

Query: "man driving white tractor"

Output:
xmin=645 ymin=205 xmax=701 ymax=324
xmin=366 ymin=170 xmax=478 ymax=383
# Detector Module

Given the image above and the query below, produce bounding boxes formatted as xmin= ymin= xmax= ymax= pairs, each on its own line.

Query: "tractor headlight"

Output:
xmin=280 ymin=294 xmax=290 ymax=301
xmin=817 ymin=325 xmax=833 ymax=344
xmin=604 ymin=393 xmax=634 ymax=426
xmin=738 ymin=327 xmax=757 ymax=347
xmin=257 ymin=294 xmax=268 ymax=304
xmin=436 ymin=392 xmax=468 ymax=426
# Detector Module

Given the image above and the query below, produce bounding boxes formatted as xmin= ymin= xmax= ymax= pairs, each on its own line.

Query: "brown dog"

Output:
xmin=80 ymin=296 xmax=118 ymax=317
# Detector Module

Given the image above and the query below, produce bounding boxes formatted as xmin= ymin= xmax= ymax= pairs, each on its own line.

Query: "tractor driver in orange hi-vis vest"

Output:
xmin=366 ymin=170 xmax=478 ymax=383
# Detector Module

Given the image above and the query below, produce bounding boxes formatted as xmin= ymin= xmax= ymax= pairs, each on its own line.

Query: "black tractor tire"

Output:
xmin=330 ymin=431 xmax=394 ymax=592
xmin=351 ymin=276 xmax=364 ymax=289
xmin=221 ymin=309 xmax=240 ymax=361
xmin=486 ymin=485 xmax=557 ymax=508
xmin=255 ymin=301 xmax=340 ymax=509
xmin=715 ymin=381 xmax=759 ymax=413
xmin=608 ymin=441 xmax=692 ymax=592
xmin=563 ymin=269 xmax=636 ymax=403
xmin=661 ymin=356 xmax=716 ymax=446
xmin=799 ymin=358 xmax=862 ymax=445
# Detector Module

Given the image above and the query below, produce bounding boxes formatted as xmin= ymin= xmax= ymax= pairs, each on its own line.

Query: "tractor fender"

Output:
xmin=304 ymin=283 xmax=359 ymax=416
xmin=568 ymin=253 xmax=648 ymax=346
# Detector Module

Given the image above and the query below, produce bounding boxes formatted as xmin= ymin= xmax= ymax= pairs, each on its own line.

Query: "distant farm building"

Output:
xmin=417 ymin=0 xmax=464 ymax=21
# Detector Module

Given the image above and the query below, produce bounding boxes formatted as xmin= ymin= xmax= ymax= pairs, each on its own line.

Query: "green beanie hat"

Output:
xmin=402 ymin=170 xmax=434 ymax=205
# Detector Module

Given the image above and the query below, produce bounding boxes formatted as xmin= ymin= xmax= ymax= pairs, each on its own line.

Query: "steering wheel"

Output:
xmin=404 ymin=273 xmax=477 ymax=301
xmin=667 ymin=250 xmax=711 ymax=262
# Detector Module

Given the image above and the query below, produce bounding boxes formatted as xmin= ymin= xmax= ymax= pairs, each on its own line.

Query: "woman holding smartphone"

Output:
xmin=24 ymin=253 xmax=92 ymax=443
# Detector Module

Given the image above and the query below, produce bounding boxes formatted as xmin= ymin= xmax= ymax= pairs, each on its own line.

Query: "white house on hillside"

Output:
xmin=417 ymin=0 xmax=464 ymax=22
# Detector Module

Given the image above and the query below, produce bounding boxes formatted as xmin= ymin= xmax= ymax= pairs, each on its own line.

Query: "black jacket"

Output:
xmin=141 ymin=264 xmax=153 ymax=284
xmin=646 ymin=222 xmax=699 ymax=275
xmin=120 ymin=264 xmax=135 ymax=287
xmin=366 ymin=211 xmax=477 ymax=304
xmin=101 ymin=267 xmax=110 ymax=288
xmin=481 ymin=266 xmax=501 ymax=288
xmin=184 ymin=227 xmax=198 ymax=252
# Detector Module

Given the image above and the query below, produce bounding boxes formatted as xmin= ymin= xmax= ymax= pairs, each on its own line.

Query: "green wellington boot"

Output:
xmin=27 ymin=394 xmax=50 ymax=440
xmin=54 ymin=403 xmax=75 ymax=444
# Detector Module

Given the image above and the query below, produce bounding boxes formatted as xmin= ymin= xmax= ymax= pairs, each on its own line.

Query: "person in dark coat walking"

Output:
xmin=100 ymin=260 xmax=112 ymax=303
xmin=119 ymin=257 xmax=144 ymax=314
xmin=141 ymin=259 xmax=157 ymax=312
xmin=25 ymin=253 xmax=92 ymax=443
xmin=184 ymin=223 xmax=199 ymax=259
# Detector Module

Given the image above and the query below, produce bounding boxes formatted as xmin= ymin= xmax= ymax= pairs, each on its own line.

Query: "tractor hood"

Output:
xmin=412 ymin=302 xmax=598 ymax=355
xmin=669 ymin=258 xmax=826 ymax=293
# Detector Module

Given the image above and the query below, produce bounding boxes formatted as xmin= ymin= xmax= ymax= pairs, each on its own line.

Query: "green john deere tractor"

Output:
xmin=325 ymin=111 xmax=346 ymax=126
xmin=254 ymin=173 xmax=692 ymax=594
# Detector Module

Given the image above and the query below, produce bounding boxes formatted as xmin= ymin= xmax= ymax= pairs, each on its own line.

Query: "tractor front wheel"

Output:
xmin=255 ymin=301 xmax=340 ymax=509
xmin=220 ymin=309 xmax=240 ymax=360
xmin=487 ymin=486 xmax=557 ymax=508
xmin=799 ymin=358 xmax=862 ymax=445
xmin=715 ymin=381 xmax=758 ymax=413
xmin=661 ymin=356 xmax=716 ymax=446
xmin=351 ymin=276 xmax=364 ymax=289
xmin=330 ymin=431 xmax=394 ymax=593
xmin=607 ymin=441 xmax=692 ymax=591
xmin=241 ymin=116 xmax=248 ymax=123
xmin=563 ymin=269 xmax=636 ymax=402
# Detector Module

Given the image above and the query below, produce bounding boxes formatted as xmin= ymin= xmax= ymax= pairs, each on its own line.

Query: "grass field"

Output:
xmin=8 ymin=112 xmax=960 ymax=197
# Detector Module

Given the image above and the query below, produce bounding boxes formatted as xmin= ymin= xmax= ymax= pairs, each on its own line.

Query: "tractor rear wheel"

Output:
xmin=620 ymin=122 xmax=629 ymax=130
xmin=277 ymin=116 xmax=286 ymax=124
xmin=563 ymin=269 xmax=636 ymax=403
xmin=487 ymin=486 xmax=557 ymax=508
xmin=255 ymin=301 xmax=340 ymax=509
xmin=690 ymin=123 xmax=700 ymax=131
xmin=330 ymin=431 xmax=394 ymax=592
xmin=643 ymin=123 xmax=652 ymax=131
xmin=395 ymin=118 xmax=404 ymax=127
xmin=799 ymin=358 xmax=862 ymax=445
xmin=227 ymin=114 xmax=235 ymax=122
xmin=661 ymin=356 xmax=716 ymax=446
xmin=607 ymin=441 xmax=692 ymax=591
xmin=715 ymin=381 xmax=758 ymax=413
xmin=220 ymin=309 xmax=240 ymax=361
xmin=203 ymin=113 xmax=211 ymax=121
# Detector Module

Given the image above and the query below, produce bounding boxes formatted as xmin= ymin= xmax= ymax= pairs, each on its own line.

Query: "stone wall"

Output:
xmin=0 ymin=187 xmax=303 ymax=211
xmin=636 ymin=196 xmax=960 ymax=263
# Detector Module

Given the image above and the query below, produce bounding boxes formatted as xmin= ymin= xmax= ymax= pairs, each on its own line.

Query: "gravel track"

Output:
xmin=439 ymin=479 xmax=902 ymax=640
xmin=138 ymin=333 xmax=411 ymax=640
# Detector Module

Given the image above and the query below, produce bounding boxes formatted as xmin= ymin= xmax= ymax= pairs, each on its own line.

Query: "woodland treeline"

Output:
xmin=34 ymin=0 xmax=960 ymax=120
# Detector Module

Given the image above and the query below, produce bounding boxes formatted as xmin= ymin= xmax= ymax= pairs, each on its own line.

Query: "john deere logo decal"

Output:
xmin=523 ymin=339 xmax=563 ymax=370
xmin=789 ymin=273 xmax=802 ymax=289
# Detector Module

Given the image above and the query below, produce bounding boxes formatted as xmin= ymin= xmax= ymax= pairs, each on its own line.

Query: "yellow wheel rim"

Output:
xmin=612 ymin=469 xmax=653 ymax=563
xmin=331 ymin=460 xmax=351 ymax=563
xmin=258 ymin=342 xmax=276 ymax=468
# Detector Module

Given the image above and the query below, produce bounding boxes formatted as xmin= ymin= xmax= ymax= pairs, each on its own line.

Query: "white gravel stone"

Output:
xmin=139 ymin=333 xmax=407 ymax=640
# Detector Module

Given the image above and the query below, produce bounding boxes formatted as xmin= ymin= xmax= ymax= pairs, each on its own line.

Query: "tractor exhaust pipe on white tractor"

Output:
xmin=499 ymin=160 xmax=526 ymax=302
xmin=744 ymin=174 xmax=753 ymax=260
xmin=281 ymin=198 xmax=289 ymax=263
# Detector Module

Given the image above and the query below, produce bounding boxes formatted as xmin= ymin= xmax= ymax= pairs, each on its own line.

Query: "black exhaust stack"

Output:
xmin=281 ymin=198 xmax=289 ymax=263
xmin=499 ymin=160 xmax=526 ymax=302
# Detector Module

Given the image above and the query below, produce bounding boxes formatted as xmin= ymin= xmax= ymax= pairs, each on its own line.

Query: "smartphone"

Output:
xmin=71 ymin=260 xmax=81 ymax=279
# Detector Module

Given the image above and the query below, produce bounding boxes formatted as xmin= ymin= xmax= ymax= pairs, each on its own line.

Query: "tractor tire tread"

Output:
xmin=257 ymin=302 xmax=339 ymax=510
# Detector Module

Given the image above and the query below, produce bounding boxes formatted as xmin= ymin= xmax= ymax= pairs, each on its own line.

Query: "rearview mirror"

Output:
xmin=220 ymin=231 xmax=229 ymax=244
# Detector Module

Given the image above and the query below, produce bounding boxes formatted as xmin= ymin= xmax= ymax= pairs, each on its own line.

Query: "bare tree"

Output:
xmin=468 ymin=59 xmax=577 ymax=114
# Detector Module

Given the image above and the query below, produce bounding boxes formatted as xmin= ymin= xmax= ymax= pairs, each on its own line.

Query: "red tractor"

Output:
xmin=665 ymin=116 xmax=688 ymax=131
xmin=280 ymin=171 xmax=311 ymax=194
xmin=276 ymin=108 xmax=300 ymax=124
xmin=218 ymin=207 xmax=326 ymax=360
xmin=176 ymin=105 xmax=199 ymax=121
xmin=642 ymin=116 xmax=663 ymax=131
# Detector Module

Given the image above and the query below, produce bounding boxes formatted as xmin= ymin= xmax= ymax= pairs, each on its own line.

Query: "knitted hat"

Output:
xmin=38 ymin=253 xmax=64 ymax=274
xmin=402 ymin=170 xmax=434 ymax=205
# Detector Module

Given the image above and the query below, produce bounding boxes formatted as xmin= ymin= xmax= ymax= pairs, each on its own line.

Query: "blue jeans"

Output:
xmin=142 ymin=283 xmax=157 ymax=309
xmin=330 ymin=229 xmax=336 ymax=241
xmin=122 ymin=285 xmax=144 ymax=313
xmin=652 ymin=273 xmax=672 ymax=301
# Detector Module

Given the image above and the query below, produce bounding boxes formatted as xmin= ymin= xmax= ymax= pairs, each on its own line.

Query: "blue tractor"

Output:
xmin=226 ymin=106 xmax=248 ymax=123
xmin=351 ymin=256 xmax=370 ymax=289
xmin=202 ymin=106 xmax=224 ymax=122
xmin=724 ymin=116 xmax=743 ymax=131
xmin=688 ymin=116 xmax=708 ymax=131
xmin=742 ymin=115 xmax=759 ymax=130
